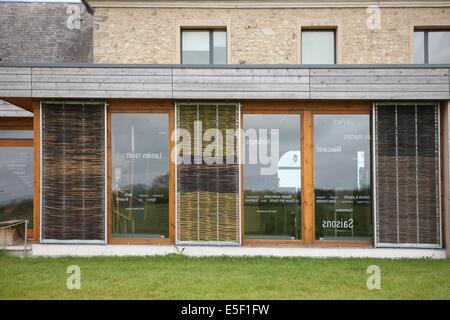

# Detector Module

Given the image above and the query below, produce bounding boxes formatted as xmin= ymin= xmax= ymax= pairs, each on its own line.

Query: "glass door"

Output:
xmin=110 ymin=113 xmax=170 ymax=240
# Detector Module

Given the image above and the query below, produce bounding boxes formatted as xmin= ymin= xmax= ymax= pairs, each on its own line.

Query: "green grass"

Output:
xmin=1 ymin=252 xmax=449 ymax=299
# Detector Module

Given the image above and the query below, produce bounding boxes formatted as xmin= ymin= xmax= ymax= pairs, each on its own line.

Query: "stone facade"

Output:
xmin=93 ymin=6 xmax=450 ymax=64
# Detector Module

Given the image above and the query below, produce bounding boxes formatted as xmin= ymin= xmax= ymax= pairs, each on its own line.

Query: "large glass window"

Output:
xmin=111 ymin=114 xmax=170 ymax=238
xmin=181 ymin=29 xmax=227 ymax=64
xmin=301 ymin=30 xmax=336 ymax=64
xmin=414 ymin=30 xmax=450 ymax=63
xmin=244 ymin=114 xmax=301 ymax=240
xmin=0 ymin=147 xmax=33 ymax=227
xmin=314 ymin=115 xmax=372 ymax=241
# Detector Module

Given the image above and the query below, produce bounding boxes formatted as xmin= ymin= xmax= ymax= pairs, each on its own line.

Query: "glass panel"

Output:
xmin=0 ymin=130 xmax=33 ymax=139
xmin=314 ymin=115 xmax=372 ymax=241
xmin=182 ymin=30 xmax=210 ymax=64
xmin=428 ymin=31 xmax=450 ymax=63
xmin=213 ymin=30 xmax=227 ymax=64
xmin=244 ymin=114 xmax=301 ymax=240
xmin=0 ymin=147 xmax=33 ymax=228
xmin=301 ymin=30 xmax=335 ymax=64
xmin=413 ymin=31 xmax=425 ymax=64
xmin=111 ymin=114 xmax=169 ymax=238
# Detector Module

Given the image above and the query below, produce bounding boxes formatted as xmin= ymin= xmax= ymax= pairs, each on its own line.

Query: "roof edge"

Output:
xmin=81 ymin=0 xmax=94 ymax=14
xmin=1 ymin=63 xmax=450 ymax=69
xmin=84 ymin=0 xmax=450 ymax=9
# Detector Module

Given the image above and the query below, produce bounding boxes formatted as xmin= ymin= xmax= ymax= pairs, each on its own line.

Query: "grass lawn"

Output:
xmin=0 ymin=252 xmax=449 ymax=299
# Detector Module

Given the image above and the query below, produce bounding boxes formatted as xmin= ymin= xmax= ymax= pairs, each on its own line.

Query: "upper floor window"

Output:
xmin=181 ymin=29 xmax=227 ymax=64
xmin=414 ymin=30 xmax=450 ymax=64
xmin=301 ymin=29 xmax=336 ymax=64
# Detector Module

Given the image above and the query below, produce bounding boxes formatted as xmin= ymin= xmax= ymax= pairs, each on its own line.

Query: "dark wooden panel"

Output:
xmin=375 ymin=103 xmax=441 ymax=247
xmin=41 ymin=102 xmax=105 ymax=241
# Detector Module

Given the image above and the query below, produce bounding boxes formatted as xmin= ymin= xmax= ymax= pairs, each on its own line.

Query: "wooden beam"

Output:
xmin=1 ymin=97 xmax=33 ymax=112
xmin=32 ymin=99 xmax=40 ymax=243
xmin=302 ymin=110 xmax=314 ymax=243
xmin=0 ymin=117 xmax=33 ymax=130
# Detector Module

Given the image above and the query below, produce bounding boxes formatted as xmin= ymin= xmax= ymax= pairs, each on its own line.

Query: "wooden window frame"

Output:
xmin=241 ymin=107 xmax=306 ymax=246
xmin=0 ymin=117 xmax=34 ymax=240
xmin=241 ymin=101 xmax=373 ymax=247
xmin=107 ymin=100 xmax=175 ymax=244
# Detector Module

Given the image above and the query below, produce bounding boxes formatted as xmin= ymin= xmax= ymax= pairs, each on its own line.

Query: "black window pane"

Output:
xmin=314 ymin=115 xmax=372 ymax=241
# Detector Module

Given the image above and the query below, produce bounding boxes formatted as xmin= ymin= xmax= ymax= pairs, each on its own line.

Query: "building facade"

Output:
xmin=1 ymin=0 xmax=450 ymax=257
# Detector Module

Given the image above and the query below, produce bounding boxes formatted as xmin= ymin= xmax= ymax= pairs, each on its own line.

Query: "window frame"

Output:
xmin=241 ymin=102 xmax=373 ymax=247
xmin=181 ymin=28 xmax=227 ymax=65
xmin=311 ymin=110 xmax=373 ymax=247
xmin=414 ymin=28 xmax=450 ymax=64
xmin=300 ymin=28 xmax=337 ymax=64
xmin=0 ymin=117 xmax=34 ymax=240
xmin=241 ymin=108 xmax=305 ymax=245
xmin=107 ymin=101 xmax=175 ymax=244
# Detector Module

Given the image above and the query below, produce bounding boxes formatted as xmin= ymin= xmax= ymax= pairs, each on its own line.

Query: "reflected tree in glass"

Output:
xmin=111 ymin=114 xmax=169 ymax=238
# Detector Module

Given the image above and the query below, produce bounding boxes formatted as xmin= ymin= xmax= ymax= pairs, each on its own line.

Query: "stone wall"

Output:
xmin=93 ymin=7 xmax=450 ymax=64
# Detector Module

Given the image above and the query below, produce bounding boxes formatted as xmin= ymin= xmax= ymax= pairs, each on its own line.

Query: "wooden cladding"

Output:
xmin=41 ymin=102 xmax=105 ymax=242
xmin=1 ymin=66 xmax=449 ymax=101
xmin=375 ymin=103 xmax=441 ymax=247
xmin=176 ymin=102 xmax=240 ymax=244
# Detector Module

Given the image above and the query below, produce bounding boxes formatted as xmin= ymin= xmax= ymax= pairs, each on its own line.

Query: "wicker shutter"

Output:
xmin=41 ymin=102 xmax=105 ymax=242
xmin=176 ymin=102 xmax=240 ymax=244
xmin=375 ymin=103 xmax=441 ymax=247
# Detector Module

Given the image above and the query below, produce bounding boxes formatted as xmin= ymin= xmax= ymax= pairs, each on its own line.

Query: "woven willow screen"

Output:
xmin=176 ymin=103 xmax=240 ymax=244
xmin=375 ymin=103 xmax=441 ymax=247
xmin=41 ymin=102 xmax=105 ymax=242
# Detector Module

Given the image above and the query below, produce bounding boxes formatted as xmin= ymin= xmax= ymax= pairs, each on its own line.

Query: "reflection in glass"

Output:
xmin=314 ymin=115 xmax=371 ymax=241
xmin=0 ymin=147 xmax=33 ymax=227
xmin=414 ymin=30 xmax=450 ymax=64
xmin=413 ymin=31 xmax=425 ymax=64
xmin=182 ymin=30 xmax=210 ymax=64
xmin=111 ymin=114 xmax=169 ymax=238
xmin=301 ymin=30 xmax=335 ymax=64
xmin=428 ymin=31 xmax=450 ymax=63
xmin=213 ymin=30 xmax=227 ymax=64
xmin=244 ymin=114 xmax=301 ymax=240
xmin=182 ymin=29 xmax=227 ymax=64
